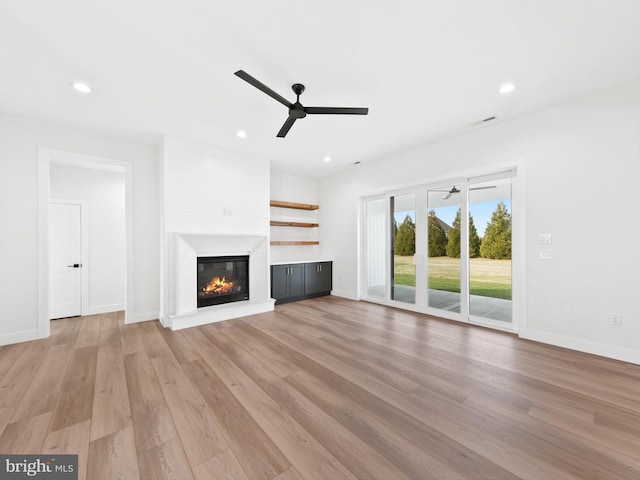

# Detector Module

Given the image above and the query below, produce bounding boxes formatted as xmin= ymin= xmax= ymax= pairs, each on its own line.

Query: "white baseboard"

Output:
xmin=520 ymin=328 xmax=640 ymax=365
xmin=0 ymin=329 xmax=43 ymax=346
xmin=84 ymin=303 xmax=126 ymax=316
xmin=330 ymin=289 xmax=359 ymax=301
xmin=126 ymin=310 xmax=160 ymax=324
xmin=158 ymin=313 xmax=171 ymax=328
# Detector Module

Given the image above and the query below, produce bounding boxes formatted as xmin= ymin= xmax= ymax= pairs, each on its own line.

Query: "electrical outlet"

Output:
xmin=610 ymin=313 xmax=622 ymax=326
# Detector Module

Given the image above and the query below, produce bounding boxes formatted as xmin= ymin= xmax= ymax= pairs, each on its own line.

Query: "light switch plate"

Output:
xmin=539 ymin=251 xmax=552 ymax=260
xmin=539 ymin=234 xmax=552 ymax=244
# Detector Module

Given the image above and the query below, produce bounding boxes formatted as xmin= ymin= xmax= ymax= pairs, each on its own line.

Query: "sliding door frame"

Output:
xmin=359 ymin=163 xmax=525 ymax=334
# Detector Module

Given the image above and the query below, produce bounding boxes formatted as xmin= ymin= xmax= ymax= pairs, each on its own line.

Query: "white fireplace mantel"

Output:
xmin=169 ymin=233 xmax=274 ymax=330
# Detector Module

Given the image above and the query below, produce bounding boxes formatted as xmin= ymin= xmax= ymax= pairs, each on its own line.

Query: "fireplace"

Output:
xmin=197 ymin=255 xmax=249 ymax=308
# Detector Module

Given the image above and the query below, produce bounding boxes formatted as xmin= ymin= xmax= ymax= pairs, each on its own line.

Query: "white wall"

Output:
xmin=0 ymin=113 xmax=159 ymax=344
xmin=270 ymin=170 xmax=322 ymax=264
xmin=319 ymin=80 xmax=640 ymax=364
xmin=50 ymin=164 xmax=126 ymax=314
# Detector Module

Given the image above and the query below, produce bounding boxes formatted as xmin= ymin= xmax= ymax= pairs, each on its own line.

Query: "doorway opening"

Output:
xmin=38 ymin=149 xmax=132 ymax=338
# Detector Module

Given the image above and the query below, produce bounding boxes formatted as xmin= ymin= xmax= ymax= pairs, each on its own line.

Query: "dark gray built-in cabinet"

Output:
xmin=271 ymin=261 xmax=332 ymax=304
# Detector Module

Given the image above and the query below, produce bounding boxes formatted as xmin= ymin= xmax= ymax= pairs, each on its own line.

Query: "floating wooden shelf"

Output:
xmin=270 ymin=241 xmax=320 ymax=246
xmin=270 ymin=200 xmax=319 ymax=210
xmin=270 ymin=221 xmax=319 ymax=228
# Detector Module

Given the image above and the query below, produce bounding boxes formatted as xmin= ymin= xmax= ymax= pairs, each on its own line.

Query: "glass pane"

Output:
xmin=468 ymin=179 xmax=512 ymax=322
xmin=391 ymin=193 xmax=415 ymax=304
xmin=427 ymin=186 xmax=461 ymax=312
xmin=365 ymin=198 xmax=386 ymax=299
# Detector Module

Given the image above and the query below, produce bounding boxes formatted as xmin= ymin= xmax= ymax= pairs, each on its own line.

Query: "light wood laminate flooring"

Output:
xmin=1 ymin=296 xmax=639 ymax=479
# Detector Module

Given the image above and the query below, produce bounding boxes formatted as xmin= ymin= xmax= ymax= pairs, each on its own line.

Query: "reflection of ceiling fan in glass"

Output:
xmin=433 ymin=185 xmax=497 ymax=200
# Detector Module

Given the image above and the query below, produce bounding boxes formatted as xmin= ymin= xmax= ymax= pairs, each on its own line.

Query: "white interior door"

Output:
xmin=49 ymin=202 xmax=82 ymax=319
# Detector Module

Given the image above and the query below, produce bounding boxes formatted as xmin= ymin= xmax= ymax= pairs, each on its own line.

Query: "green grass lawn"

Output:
xmin=394 ymin=255 xmax=512 ymax=300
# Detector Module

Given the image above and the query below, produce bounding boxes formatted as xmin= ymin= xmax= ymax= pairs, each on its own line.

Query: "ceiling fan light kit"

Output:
xmin=234 ymin=70 xmax=369 ymax=138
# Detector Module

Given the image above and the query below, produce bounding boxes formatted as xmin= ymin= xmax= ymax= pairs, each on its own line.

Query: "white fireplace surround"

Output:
xmin=169 ymin=233 xmax=274 ymax=330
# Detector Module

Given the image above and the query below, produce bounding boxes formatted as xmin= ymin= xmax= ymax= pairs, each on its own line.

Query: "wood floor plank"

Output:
xmin=273 ymin=467 xmax=305 ymax=480
xmin=98 ymin=313 xmax=121 ymax=349
xmin=460 ymin=388 xmax=640 ymax=479
xmin=0 ymin=412 xmax=51 ymax=453
xmin=54 ymin=316 xmax=83 ymax=346
xmin=49 ymin=346 xmax=98 ymax=432
xmin=157 ymin=324 xmax=201 ymax=364
xmin=139 ymin=320 xmax=176 ymax=359
xmin=0 ymin=342 xmax=27 ymax=384
xmin=184 ymin=327 xmax=358 ymax=480
xmin=528 ymin=405 xmax=640 ymax=469
xmin=211 ymin=328 xmax=414 ymax=480
xmin=10 ymin=343 xmax=73 ymax=421
xmin=0 ymin=338 xmax=52 ymax=409
xmin=151 ymin=354 xmax=227 ymax=467
xmin=90 ymin=346 xmax=132 ymax=441
xmin=42 ymin=419 xmax=92 ymax=480
xmin=0 ymin=405 xmax=13 ymax=437
xmin=211 ymin=323 xmax=299 ymax=378
xmin=183 ymin=358 xmax=290 ymax=480
xmin=192 ymin=448 xmax=249 ymax=480
xmin=119 ymin=322 xmax=146 ymax=355
xmin=137 ymin=437 xmax=194 ymax=480
xmin=123 ymin=351 xmax=178 ymax=452
xmin=75 ymin=314 xmax=102 ymax=349
xmin=86 ymin=426 xmax=140 ymax=480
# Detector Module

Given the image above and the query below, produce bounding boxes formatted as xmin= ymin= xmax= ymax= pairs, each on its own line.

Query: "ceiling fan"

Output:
xmin=434 ymin=185 xmax=497 ymax=200
xmin=234 ymin=70 xmax=369 ymax=138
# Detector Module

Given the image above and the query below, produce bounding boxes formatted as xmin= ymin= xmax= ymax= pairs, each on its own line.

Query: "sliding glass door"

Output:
xmin=391 ymin=193 xmax=416 ymax=305
xmin=468 ymin=177 xmax=512 ymax=324
xmin=426 ymin=185 xmax=462 ymax=314
xmin=361 ymin=169 xmax=516 ymax=331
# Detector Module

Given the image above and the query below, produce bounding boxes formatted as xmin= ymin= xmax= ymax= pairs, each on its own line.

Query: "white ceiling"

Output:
xmin=2 ymin=1 xmax=640 ymax=178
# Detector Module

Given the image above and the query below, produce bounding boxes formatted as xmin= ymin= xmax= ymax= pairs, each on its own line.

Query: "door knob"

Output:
xmin=67 ymin=264 xmax=82 ymax=268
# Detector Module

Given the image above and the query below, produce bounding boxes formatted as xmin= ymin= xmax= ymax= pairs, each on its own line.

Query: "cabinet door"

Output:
xmin=271 ymin=265 xmax=290 ymax=300
xmin=317 ymin=262 xmax=332 ymax=292
xmin=288 ymin=264 xmax=305 ymax=297
xmin=304 ymin=263 xmax=319 ymax=294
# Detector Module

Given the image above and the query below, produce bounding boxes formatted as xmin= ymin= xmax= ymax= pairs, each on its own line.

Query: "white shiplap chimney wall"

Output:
xmin=160 ymin=137 xmax=273 ymax=328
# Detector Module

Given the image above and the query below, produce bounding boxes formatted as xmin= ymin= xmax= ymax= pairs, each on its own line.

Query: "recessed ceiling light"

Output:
xmin=499 ymin=83 xmax=515 ymax=94
xmin=236 ymin=130 xmax=247 ymax=138
xmin=72 ymin=81 xmax=92 ymax=94
xmin=323 ymin=156 xmax=331 ymax=163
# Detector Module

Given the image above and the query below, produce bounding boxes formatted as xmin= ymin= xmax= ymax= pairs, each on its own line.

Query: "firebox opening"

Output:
xmin=197 ymin=255 xmax=249 ymax=308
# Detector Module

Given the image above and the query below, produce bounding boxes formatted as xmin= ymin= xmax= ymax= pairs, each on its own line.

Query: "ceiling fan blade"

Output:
xmin=277 ymin=115 xmax=297 ymax=138
xmin=234 ymin=70 xmax=292 ymax=108
xmin=469 ymin=186 xmax=497 ymax=191
xmin=305 ymin=106 xmax=369 ymax=115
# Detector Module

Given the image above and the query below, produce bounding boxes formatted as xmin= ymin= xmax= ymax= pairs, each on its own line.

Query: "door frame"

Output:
xmin=49 ymin=198 xmax=89 ymax=318
xmin=37 ymin=148 xmax=133 ymax=340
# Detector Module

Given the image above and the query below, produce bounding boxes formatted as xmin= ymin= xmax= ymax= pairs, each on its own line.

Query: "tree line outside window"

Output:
xmin=394 ymin=201 xmax=511 ymax=259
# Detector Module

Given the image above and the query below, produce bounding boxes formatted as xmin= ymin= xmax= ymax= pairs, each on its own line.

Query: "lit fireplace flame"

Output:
xmin=202 ymin=276 xmax=235 ymax=295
